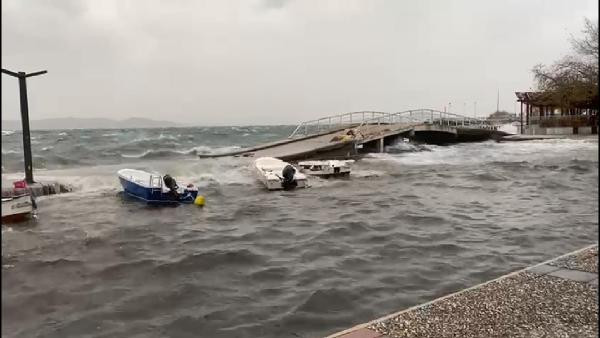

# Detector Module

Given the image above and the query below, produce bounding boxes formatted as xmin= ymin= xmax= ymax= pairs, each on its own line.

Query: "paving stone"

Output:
xmin=368 ymin=272 xmax=598 ymax=338
xmin=338 ymin=328 xmax=385 ymax=338
xmin=549 ymin=246 xmax=598 ymax=273
xmin=528 ymin=264 xmax=561 ymax=275
xmin=328 ymin=245 xmax=599 ymax=338
xmin=548 ymin=269 xmax=598 ymax=282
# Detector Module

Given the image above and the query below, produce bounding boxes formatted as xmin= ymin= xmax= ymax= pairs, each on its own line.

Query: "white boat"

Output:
xmin=253 ymin=157 xmax=308 ymax=190
xmin=298 ymin=160 xmax=354 ymax=178
xmin=2 ymin=182 xmax=35 ymax=223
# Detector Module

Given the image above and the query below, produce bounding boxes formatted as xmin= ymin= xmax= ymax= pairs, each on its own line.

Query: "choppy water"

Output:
xmin=2 ymin=127 xmax=598 ymax=338
xmin=1 ymin=126 xmax=294 ymax=172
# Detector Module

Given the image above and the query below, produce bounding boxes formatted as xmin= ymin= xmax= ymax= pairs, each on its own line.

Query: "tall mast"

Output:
xmin=496 ymin=89 xmax=500 ymax=112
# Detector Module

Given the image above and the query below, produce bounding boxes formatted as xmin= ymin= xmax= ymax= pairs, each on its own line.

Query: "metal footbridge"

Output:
xmin=288 ymin=109 xmax=495 ymax=138
xmin=199 ymin=109 xmax=504 ymax=161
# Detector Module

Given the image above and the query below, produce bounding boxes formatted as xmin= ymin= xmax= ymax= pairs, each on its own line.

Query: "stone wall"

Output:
xmin=525 ymin=126 xmax=595 ymax=135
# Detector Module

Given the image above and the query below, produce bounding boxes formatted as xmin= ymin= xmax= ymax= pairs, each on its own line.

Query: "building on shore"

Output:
xmin=515 ymin=91 xmax=598 ymax=135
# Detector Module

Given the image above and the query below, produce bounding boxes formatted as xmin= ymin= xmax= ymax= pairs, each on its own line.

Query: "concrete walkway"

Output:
xmin=500 ymin=134 xmax=569 ymax=142
xmin=246 ymin=123 xmax=414 ymax=160
xmin=326 ymin=244 xmax=598 ymax=338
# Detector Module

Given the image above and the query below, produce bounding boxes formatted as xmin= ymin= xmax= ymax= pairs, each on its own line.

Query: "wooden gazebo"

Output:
xmin=515 ymin=91 xmax=598 ymax=134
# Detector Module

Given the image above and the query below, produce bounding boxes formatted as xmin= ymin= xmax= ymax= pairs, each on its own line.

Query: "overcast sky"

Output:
xmin=2 ymin=0 xmax=598 ymax=125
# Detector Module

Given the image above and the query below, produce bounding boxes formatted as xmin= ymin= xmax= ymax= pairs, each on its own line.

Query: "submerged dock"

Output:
xmin=2 ymin=179 xmax=72 ymax=197
xmin=326 ymin=244 xmax=598 ymax=338
xmin=28 ymin=181 xmax=72 ymax=196
xmin=200 ymin=110 xmax=508 ymax=161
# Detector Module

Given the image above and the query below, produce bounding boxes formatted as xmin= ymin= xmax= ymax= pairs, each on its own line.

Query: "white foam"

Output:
xmin=497 ymin=123 xmax=519 ymax=135
xmin=368 ymin=138 xmax=598 ymax=166
xmin=120 ymin=150 xmax=153 ymax=158
xmin=158 ymin=133 xmax=177 ymax=140
xmin=0 ymin=157 xmax=256 ymax=197
xmin=351 ymin=169 xmax=386 ymax=178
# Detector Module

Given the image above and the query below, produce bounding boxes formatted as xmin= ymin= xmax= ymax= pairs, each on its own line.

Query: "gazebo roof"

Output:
xmin=516 ymin=91 xmax=599 ymax=108
xmin=515 ymin=92 xmax=557 ymax=105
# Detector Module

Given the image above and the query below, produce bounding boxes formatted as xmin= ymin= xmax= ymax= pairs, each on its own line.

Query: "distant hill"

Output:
xmin=2 ymin=117 xmax=179 ymax=130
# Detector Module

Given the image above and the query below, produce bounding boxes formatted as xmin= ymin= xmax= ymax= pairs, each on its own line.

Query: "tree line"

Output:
xmin=532 ymin=18 xmax=598 ymax=111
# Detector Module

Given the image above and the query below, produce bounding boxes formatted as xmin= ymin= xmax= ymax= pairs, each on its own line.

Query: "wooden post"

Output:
xmin=520 ymin=101 xmax=524 ymax=134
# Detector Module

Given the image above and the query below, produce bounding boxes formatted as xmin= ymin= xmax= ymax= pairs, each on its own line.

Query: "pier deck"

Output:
xmin=249 ymin=123 xmax=415 ymax=161
xmin=326 ymin=244 xmax=598 ymax=338
xmin=200 ymin=109 xmax=503 ymax=161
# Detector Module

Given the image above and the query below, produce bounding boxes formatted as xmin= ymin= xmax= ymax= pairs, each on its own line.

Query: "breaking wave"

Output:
xmin=1 ymin=126 xmax=289 ymax=172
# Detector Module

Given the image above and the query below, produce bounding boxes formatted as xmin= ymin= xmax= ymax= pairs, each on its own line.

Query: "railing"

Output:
xmin=288 ymin=109 xmax=496 ymax=138
xmin=354 ymin=109 xmax=496 ymax=134
xmin=288 ymin=111 xmax=388 ymax=138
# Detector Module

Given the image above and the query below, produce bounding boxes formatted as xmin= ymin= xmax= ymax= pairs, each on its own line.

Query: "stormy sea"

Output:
xmin=2 ymin=126 xmax=598 ymax=338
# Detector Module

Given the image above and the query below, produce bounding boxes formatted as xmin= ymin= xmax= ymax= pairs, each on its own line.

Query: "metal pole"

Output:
xmin=2 ymin=68 xmax=47 ymax=184
xmin=496 ymin=89 xmax=500 ymax=112
xmin=18 ymin=74 xmax=34 ymax=183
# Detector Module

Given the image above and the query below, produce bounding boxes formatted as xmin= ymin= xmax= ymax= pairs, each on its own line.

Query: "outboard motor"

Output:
xmin=281 ymin=164 xmax=298 ymax=190
xmin=163 ymin=174 xmax=179 ymax=199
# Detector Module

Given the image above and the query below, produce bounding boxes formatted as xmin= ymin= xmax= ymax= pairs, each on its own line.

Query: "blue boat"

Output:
xmin=118 ymin=169 xmax=199 ymax=205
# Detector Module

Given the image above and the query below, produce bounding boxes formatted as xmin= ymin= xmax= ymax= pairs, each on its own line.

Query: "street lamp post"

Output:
xmin=2 ymin=68 xmax=47 ymax=184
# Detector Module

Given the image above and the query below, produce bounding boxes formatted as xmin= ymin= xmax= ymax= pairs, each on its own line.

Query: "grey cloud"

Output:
xmin=1 ymin=0 xmax=598 ymax=126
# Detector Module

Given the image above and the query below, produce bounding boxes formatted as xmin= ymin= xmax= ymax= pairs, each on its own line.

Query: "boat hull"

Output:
xmin=2 ymin=195 xmax=34 ymax=223
xmin=253 ymin=157 xmax=308 ymax=191
xmin=119 ymin=176 xmax=198 ymax=205
xmin=261 ymin=176 xmax=308 ymax=190
xmin=298 ymin=160 xmax=353 ymax=178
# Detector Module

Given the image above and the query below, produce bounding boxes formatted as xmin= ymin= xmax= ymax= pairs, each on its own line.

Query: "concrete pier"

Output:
xmin=199 ymin=110 xmax=506 ymax=161
xmin=28 ymin=181 xmax=72 ymax=197
xmin=326 ymin=244 xmax=598 ymax=338
xmin=499 ymin=134 xmax=568 ymax=142
xmin=2 ymin=179 xmax=72 ymax=198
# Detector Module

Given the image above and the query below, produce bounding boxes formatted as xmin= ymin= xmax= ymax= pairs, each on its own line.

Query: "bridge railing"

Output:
xmin=288 ymin=111 xmax=389 ymax=138
xmin=289 ymin=109 xmax=497 ymax=138
xmin=355 ymin=109 xmax=497 ymax=131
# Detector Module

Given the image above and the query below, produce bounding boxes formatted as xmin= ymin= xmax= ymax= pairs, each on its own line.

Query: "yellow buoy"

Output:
xmin=194 ymin=195 xmax=205 ymax=206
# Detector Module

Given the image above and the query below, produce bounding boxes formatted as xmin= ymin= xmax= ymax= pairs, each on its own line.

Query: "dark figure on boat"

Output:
xmin=281 ymin=164 xmax=298 ymax=190
xmin=163 ymin=174 xmax=180 ymax=199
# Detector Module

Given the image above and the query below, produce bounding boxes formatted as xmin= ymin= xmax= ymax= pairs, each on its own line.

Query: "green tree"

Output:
xmin=532 ymin=18 xmax=598 ymax=110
